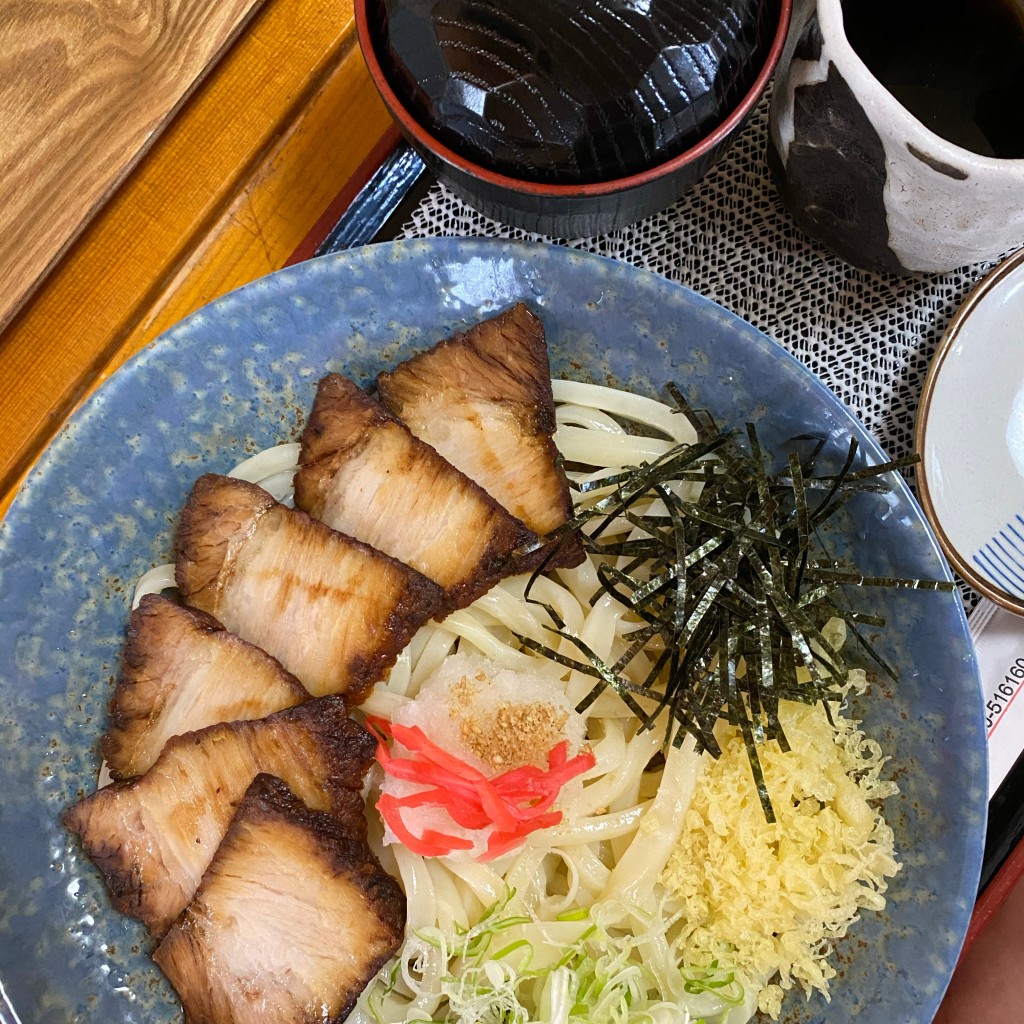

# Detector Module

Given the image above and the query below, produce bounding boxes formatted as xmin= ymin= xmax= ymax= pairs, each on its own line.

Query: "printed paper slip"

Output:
xmin=970 ymin=598 xmax=1024 ymax=798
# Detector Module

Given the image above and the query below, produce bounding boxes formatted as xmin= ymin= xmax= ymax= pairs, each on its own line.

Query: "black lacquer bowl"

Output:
xmin=356 ymin=0 xmax=791 ymax=235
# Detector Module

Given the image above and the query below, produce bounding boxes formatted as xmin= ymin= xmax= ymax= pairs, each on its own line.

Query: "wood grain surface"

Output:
xmin=0 ymin=0 xmax=266 ymax=331
xmin=0 ymin=0 xmax=395 ymax=517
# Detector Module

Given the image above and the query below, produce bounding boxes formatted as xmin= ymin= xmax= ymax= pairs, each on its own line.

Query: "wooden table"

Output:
xmin=0 ymin=2 xmax=1019 ymax=1019
xmin=0 ymin=0 xmax=396 ymax=518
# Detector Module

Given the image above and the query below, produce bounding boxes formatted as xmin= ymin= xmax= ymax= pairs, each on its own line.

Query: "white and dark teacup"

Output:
xmin=768 ymin=0 xmax=1024 ymax=275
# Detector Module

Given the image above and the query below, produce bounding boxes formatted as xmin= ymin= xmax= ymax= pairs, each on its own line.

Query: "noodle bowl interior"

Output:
xmin=130 ymin=379 xmax=900 ymax=1024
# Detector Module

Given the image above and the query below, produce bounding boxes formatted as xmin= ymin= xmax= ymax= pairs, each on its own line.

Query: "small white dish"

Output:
xmin=916 ymin=247 xmax=1024 ymax=613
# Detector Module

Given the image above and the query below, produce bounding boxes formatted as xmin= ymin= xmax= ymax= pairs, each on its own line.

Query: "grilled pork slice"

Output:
xmin=376 ymin=303 xmax=583 ymax=568
xmin=101 ymin=594 xmax=310 ymax=780
xmin=63 ymin=697 xmax=373 ymax=937
xmin=175 ymin=474 xmax=443 ymax=700
xmin=295 ymin=373 xmax=536 ymax=610
xmin=154 ymin=773 xmax=405 ymax=1024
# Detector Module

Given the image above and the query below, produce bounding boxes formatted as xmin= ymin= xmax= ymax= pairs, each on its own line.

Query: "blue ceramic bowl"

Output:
xmin=0 ymin=239 xmax=984 ymax=1023
xmin=356 ymin=0 xmax=792 ymax=236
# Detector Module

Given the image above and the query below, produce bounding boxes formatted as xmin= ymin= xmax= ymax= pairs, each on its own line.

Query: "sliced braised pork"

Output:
xmin=295 ymin=373 xmax=536 ymax=610
xmin=102 ymin=594 xmax=310 ymax=780
xmin=174 ymin=474 xmax=443 ymax=700
xmin=154 ymin=773 xmax=405 ymax=1024
xmin=376 ymin=303 xmax=583 ymax=568
xmin=63 ymin=697 xmax=373 ymax=937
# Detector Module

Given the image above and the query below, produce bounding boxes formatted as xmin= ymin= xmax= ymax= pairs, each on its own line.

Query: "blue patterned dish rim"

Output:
xmin=0 ymin=238 xmax=985 ymax=1023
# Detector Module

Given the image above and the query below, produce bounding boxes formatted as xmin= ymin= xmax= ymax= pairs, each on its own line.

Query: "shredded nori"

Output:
xmin=518 ymin=387 xmax=954 ymax=821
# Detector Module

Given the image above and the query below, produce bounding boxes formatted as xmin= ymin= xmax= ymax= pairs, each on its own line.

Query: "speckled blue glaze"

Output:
xmin=0 ymin=239 xmax=984 ymax=1023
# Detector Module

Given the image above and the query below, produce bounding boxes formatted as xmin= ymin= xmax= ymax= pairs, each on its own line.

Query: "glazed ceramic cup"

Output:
xmin=767 ymin=0 xmax=1024 ymax=275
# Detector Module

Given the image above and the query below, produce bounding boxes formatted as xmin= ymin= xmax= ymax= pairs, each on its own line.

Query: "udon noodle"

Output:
xmin=132 ymin=380 xmax=896 ymax=1024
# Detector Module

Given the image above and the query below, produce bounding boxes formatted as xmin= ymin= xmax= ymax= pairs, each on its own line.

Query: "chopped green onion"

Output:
xmin=365 ymin=889 xmax=745 ymax=1024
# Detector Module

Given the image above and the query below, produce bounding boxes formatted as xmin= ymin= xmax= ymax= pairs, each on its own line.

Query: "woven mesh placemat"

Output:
xmin=397 ymin=95 xmax=1008 ymax=476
